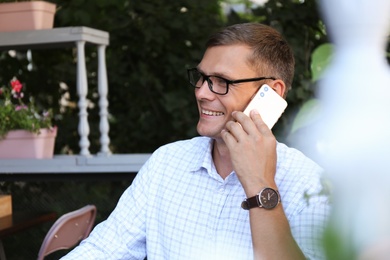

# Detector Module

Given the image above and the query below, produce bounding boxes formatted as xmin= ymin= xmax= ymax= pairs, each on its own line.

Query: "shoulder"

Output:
xmin=139 ymin=136 xmax=212 ymax=173
xmin=276 ymin=142 xmax=323 ymax=176
xmin=129 ymin=136 xmax=212 ymax=192
xmin=156 ymin=136 xmax=211 ymax=154
xmin=275 ymin=142 xmax=325 ymax=201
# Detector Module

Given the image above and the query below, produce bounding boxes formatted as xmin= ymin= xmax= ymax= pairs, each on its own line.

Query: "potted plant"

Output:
xmin=0 ymin=77 xmax=57 ymax=159
xmin=0 ymin=1 xmax=56 ymax=32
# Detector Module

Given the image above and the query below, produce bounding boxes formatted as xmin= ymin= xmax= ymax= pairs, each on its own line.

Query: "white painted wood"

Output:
xmin=0 ymin=154 xmax=151 ymax=173
xmin=76 ymin=40 xmax=91 ymax=156
xmin=0 ymin=27 xmax=109 ymax=50
xmin=97 ymin=45 xmax=111 ymax=156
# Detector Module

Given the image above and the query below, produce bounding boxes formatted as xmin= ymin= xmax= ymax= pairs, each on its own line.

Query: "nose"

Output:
xmin=195 ymin=79 xmax=215 ymax=99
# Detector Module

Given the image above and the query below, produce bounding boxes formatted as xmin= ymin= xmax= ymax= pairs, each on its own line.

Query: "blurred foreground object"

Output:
xmin=315 ymin=0 xmax=390 ymax=258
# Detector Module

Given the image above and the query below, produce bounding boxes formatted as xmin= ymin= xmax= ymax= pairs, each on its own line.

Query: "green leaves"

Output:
xmin=310 ymin=43 xmax=334 ymax=82
xmin=288 ymin=43 xmax=333 ymax=136
xmin=290 ymin=98 xmax=321 ymax=134
xmin=0 ymin=84 xmax=53 ymax=138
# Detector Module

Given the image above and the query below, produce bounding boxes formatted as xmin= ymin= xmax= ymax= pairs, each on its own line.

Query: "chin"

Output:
xmin=197 ymin=125 xmax=221 ymax=139
xmin=196 ymin=124 xmax=209 ymax=137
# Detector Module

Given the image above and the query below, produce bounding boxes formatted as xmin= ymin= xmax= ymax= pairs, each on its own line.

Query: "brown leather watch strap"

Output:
xmin=241 ymin=195 xmax=259 ymax=210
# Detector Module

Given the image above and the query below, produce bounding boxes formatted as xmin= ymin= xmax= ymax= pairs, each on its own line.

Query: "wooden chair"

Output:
xmin=37 ymin=205 xmax=97 ymax=260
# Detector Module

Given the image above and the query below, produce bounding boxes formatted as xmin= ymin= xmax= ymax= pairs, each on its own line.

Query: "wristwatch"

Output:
xmin=241 ymin=187 xmax=280 ymax=210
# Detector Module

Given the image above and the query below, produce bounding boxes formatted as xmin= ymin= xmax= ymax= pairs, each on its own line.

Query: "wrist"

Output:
xmin=240 ymin=177 xmax=277 ymax=198
xmin=242 ymin=187 xmax=281 ymax=210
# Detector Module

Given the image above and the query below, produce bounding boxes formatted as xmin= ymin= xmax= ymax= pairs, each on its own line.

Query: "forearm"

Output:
xmin=249 ymin=206 xmax=306 ymax=260
xmin=242 ymin=178 xmax=305 ymax=260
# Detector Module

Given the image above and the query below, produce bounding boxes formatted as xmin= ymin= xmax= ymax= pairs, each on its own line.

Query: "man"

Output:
xmin=62 ymin=23 xmax=330 ymax=260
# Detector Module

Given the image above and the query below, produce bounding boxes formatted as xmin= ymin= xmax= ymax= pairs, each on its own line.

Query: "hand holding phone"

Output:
xmin=243 ymin=84 xmax=288 ymax=129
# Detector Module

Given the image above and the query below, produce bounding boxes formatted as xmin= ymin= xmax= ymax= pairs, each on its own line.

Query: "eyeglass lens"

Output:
xmin=189 ymin=69 xmax=228 ymax=94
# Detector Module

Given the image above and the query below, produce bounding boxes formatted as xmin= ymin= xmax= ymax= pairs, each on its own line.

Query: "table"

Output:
xmin=0 ymin=212 xmax=57 ymax=260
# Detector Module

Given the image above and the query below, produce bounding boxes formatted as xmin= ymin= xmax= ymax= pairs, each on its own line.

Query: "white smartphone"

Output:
xmin=243 ymin=84 xmax=288 ymax=129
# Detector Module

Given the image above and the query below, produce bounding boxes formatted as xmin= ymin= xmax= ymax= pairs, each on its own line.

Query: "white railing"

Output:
xmin=0 ymin=27 xmax=150 ymax=174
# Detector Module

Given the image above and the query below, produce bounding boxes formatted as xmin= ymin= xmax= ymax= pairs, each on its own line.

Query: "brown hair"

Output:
xmin=206 ymin=23 xmax=295 ymax=96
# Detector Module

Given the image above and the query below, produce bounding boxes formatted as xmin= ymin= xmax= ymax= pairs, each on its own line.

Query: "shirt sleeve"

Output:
xmin=289 ymin=179 xmax=331 ymax=260
xmin=60 ymin=154 xmax=155 ymax=260
xmin=276 ymin=143 xmax=331 ymax=260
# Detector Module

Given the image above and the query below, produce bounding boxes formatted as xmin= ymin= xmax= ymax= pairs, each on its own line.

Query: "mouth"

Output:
xmin=201 ymin=109 xmax=224 ymax=116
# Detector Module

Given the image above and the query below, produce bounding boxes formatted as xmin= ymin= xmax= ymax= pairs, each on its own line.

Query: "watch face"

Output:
xmin=259 ymin=188 xmax=279 ymax=209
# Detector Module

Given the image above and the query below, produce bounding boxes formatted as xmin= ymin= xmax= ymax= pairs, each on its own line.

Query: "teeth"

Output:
xmin=202 ymin=109 xmax=224 ymax=116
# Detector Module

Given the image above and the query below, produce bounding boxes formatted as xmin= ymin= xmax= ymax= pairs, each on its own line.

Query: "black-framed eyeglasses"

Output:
xmin=187 ymin=68 xmax=276 ymax=95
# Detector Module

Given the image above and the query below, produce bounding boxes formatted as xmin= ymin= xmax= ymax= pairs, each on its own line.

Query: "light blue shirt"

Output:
xmin=62 ymin=136 xmax=330 ymax=260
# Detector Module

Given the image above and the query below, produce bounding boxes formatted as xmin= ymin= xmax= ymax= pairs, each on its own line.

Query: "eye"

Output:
xmin=193 ymin=71 xmax=205 ymax=86
xmin=212 ymin=76 xmax=227 ymax=86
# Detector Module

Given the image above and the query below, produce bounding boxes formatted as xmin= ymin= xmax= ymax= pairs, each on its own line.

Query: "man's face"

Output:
xmin=195 ymin=44 xmax=259 ymax=140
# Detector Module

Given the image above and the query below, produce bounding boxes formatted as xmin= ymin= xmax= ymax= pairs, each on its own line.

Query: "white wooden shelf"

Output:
xmin=0 ymin=27 xmax=150 ymax=176
xmin=0 ymin=154 xmax=151 ymax=174
xmin=0 ymin=26 xmax=109 ymax=50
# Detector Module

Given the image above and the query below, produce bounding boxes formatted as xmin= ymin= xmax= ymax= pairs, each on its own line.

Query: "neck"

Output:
xmin=212 ymin=139 xmax=233 ymax=179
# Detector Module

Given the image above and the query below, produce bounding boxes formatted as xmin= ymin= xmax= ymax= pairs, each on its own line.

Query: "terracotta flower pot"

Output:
xmin=0 ymin=127 xmax=57 ymax=159
xmin=0 ymin=195 xmax=12 ymax=218
xmin=0 ymin=1 xmax=56 ymax=32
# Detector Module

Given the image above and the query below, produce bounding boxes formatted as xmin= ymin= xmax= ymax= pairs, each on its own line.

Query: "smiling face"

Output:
xmin=195 ymin=44 xmax=261 ymax=140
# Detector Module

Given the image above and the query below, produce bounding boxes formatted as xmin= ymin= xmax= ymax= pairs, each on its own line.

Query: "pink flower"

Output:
xmin=15 ymin=105 xmax=28 ymax=111
xmin=12 ymin=91 xmax=24 ymax=99
xmin=42 ymin=111 xmax=50 ymax=118
xmin=10 ymin=79 xmax=23 ymax=93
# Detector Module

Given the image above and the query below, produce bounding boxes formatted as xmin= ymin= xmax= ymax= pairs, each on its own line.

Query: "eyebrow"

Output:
xmin=196 ymin=67 xmax=232 ymax=80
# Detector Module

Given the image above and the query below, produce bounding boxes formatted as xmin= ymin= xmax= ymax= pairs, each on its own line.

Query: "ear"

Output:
xmin=270 ymin=79 xmax=286 ymax=98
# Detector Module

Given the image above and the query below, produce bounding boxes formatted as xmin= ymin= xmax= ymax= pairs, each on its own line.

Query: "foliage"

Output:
xmin=0 ymin=0 xmax=225 ymax=154
xmin=0 ymin=0 xmax=30 ymax=2
xmin=0 ymin=0 xmax=330 ymax=152
xmin=287 ymin=42 xmax=333 ymax=138
xmin=310 ymin=43 xmax=334 ymax=82
xmin=97 ymin=0 xmax=224 ymax=153
xmin=0 ymin=78 xmax=53 ymax=138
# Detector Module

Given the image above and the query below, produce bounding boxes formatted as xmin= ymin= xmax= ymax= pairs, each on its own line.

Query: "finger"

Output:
xmin=225 ymin=120 xmax=247 ymax=143
xmin=225 ymin=120 xmax=243 ymax=133
xmin=221 ymin=129 xmax=238 ymax=146
xmin=250 ymin=109 xmax=272 ymax=135
xmin=232 ymin=111 xmax=257 ymax=134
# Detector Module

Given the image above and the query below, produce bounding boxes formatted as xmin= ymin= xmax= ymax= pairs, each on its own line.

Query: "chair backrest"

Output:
xmin=37 ymin=205 xmax=97 ymax=260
